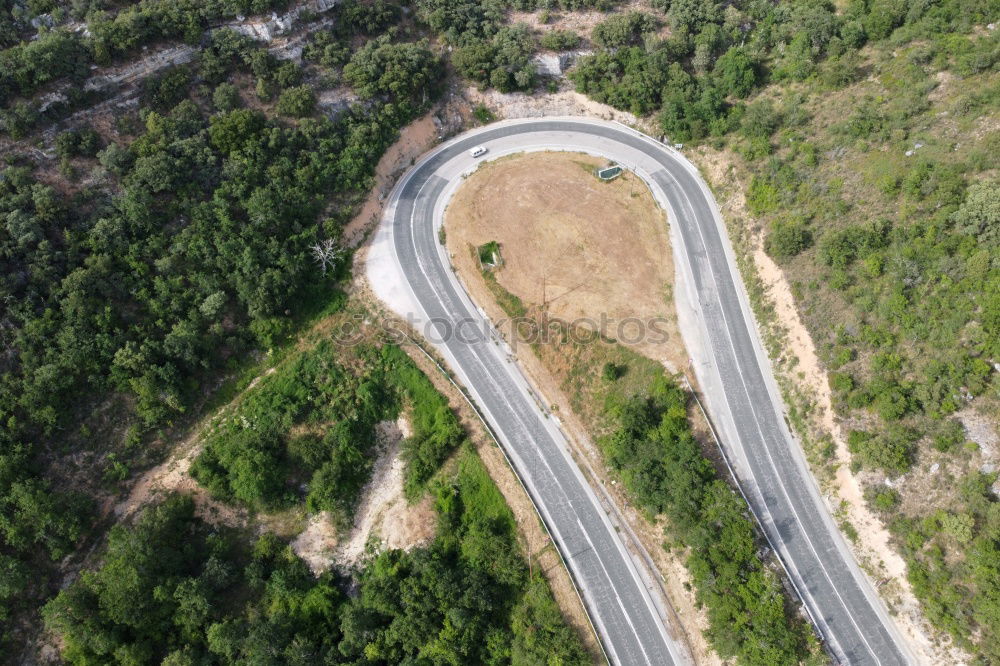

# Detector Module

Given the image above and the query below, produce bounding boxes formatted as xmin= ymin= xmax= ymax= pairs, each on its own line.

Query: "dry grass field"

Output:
xmin=444 ymin=151 xmax=686 ymax=372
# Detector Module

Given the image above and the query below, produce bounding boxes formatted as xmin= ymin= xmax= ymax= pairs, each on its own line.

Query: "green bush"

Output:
xmin=740 ymin=99 xmax=781 ymax=140
xmin=865 ymin=486 xmax=901 ymax=513
xmin=829 ymin=372 xmax=855 ymax=393
xmin=847 ymin=426 xmax=916 ymax=474
xmin=472 ymin=104 xmax=495 ymax=123
xmin=55 ymin=127 xmax=101 ymax=159
xmin=539 ymin=29 xmax=581 ymax=50
xmin=602 ymin=361 xmax=625 ymax=381
xmin=478 ymin=240 xmax=502 ymax=265
xmin=765 ymin=219 xmax=813 ymax=260
xmin=601 ymin=374 xmax=813 ymax=663
xmin=591 ymin=11 xmax=657 ymax=48
xmin=952 ymin=179 xmax=1000 ymax=245
xmin=212 ymin=83 xmax=242 ymax=112
xmin=747 ymin=176 xmax=779 ymax=215
xmin=932 ymin=420 xmax=966 ymax=452
xmin=818 ymin=221 xmax=890 ymax=268
xmin=275 ymin=85 xmax=317 ymax=117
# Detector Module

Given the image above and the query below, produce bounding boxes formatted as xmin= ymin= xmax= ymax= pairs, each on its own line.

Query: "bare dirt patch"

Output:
xmin=465 ymin=86 xmax=657 ymax=133
xmin=445 ymin=151 xmax=686 ymax=371
xmin=354 ymin=285 xmax=605 ymax=661
xmin=328 ymin=416 xmax=437 ymax=572
xmin=291 ymin=512 xmax=340 ymax=575
xmin=114 ymin=420 xmax=247 ymax=528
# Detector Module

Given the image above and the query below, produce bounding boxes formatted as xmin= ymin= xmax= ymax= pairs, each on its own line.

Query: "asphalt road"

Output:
xmin=367 ymin=117 xmax=912 ymax=666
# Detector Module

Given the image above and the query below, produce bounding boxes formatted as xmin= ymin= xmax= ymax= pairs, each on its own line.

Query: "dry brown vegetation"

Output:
xmin=445 ymin=151 xmax=685 ymax=370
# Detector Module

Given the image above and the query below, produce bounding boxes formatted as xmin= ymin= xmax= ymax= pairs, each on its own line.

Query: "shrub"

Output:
xmin=472 ymin=104 xmax=495 ymax=123
xmin=951 ymin=179 xmax=1000 ymax=245
xmin=847 ymin=426 xmax=916 ymax=474
xmin=740 ymin=99 xmax=781 ymax=139
xmin=592 ymin=12 xmax=657 ymax=48
xmin=747 ymin=176 xmax=779 ymax=215
xmin=602 ymin=361 xmax=625 ymax=381
xmin=539 ymin=29 xmax=581 ymax=50
xmin=865 ymin=486 xmax=901 ymax=513
xmin=478 ymin=240 xmax=502 ymax=265
xmin=55 ymin=128 xmax=101 ymax=159
xmin=818 ymin=221 xmax=890 ymax=268
xmin=830 ymin=372 xmax=855 ymax=393
xmin=275 ymin=85 xmax=317 ymax=117
xmin=765 ymin=219 xmax=812 ymax=259
xmin=932 ymin=419 xmax=966 ymax=452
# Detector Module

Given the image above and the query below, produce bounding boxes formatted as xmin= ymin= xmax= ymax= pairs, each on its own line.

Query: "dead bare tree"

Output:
xmin=310 ymin=238 xmax=343 ymax=275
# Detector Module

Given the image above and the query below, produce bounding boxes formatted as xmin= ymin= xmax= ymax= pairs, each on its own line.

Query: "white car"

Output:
xmin=470 ymin=146 xmax=487 ymax=158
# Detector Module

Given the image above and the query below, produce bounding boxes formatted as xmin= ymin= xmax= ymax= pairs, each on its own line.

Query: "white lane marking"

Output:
xmin=576 ymin=516 xmax=654 ymax=666
xmin=593 ymin=118 xmax=890 ymax=663
xmin=669 ymin=166 xmax=882 ymax=665
xmin=402 ymin=162 xmax=646 ymax=665
xmin=380 ymin=155 xmax=637 ymax=666
xmin=379 ymin=117 xmax=902 ymax=666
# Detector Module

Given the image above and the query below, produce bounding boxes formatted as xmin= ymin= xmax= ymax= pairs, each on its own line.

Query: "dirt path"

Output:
xmin=342 ymin=113 xmax=442 ymax=247
xmin=691 ymin=145 xmax=964 ymax=665
xmin=114 ymin=413 xmax=247 ymax=528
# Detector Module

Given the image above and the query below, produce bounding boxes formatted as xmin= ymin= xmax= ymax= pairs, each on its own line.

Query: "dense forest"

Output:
xmin=2 ymin=0 xmax=999 ymax=662
xmin=0 ymin=0 xmax=455 ymax=656
xmin=44 ymin=449 xmax=586 ymax=664
xmin=0 ymin=0 xmax=593 ymax=661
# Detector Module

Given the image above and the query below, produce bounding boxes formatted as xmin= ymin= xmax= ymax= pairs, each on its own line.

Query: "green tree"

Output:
xmin=452 ymin=24 xmax=536 ymax=92
xmin=212 ymin=82 xmax=242 ymax=112
xmin=343 ymin=37 xmax=442 ymax=104
xmin=713 ymin=47 xmax=757 ymax=98
xmin=275 ymin=85 xmax=317 ymax=118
